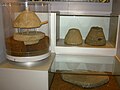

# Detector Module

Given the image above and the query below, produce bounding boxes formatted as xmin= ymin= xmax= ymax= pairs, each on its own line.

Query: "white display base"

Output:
xmin=6 ymin=52 xmax=50 ymax=63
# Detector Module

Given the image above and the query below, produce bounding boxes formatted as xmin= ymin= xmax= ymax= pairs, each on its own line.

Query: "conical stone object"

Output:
xmin=13 ymin=10 xmax=41 ymax=28
xmin=85 ymin=27 xmax=106 ymax=46
xmin=64 ymin=28 xmax=83 ymax=45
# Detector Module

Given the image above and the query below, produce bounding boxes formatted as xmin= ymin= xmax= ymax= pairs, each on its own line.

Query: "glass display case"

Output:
xmin=50 ymin=55 xmax=120 ymax=90
xmin=49 ymin=0 xmax=120 ymax=90
xmin=54 ymin=14 xmax=119 ymax=56
xmin=0 ymin=0 xmax=120 ymax=90
xmin=2 ymin=2 xmax=51 ymax=62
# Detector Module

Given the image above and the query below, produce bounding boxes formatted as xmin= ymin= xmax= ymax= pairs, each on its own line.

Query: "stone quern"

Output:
xmin=64 ymin=28 xmax=83 ymax=45
xmin=85 ymin=27 xmax=106 ymax=46
xmin=61 ymin=70 xmax=109 ymax=88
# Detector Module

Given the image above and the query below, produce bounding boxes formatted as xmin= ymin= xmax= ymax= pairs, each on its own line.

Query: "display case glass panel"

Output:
xmin=54 ymin=14 xmax=119 ymax=56
xmin=1 ymin=2 xmax=51 ymax=62
xmin=57 ymin=15 xmax=118 ymax=48
xmin=50 ymin=54 xmax=120 ymax=90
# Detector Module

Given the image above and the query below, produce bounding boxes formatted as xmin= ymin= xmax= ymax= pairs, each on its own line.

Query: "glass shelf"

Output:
xmin=50 ymin=54 xmax=120 ymax=76
xmin=50 ymin=54 xmax=120 ymax=89
xmin=57 ymin=39 xmax=114 ymax=48
xmin=56 ymin=14 xmax=118 ymax=48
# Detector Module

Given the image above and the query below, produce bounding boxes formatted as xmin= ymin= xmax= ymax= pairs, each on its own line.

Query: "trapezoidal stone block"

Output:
xmin=85 ymin=27 xmax=106 ymax=46
xmin=64 ymin=28 xmax=83 ymax=45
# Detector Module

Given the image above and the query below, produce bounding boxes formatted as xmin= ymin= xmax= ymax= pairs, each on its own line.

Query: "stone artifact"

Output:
xmin=13 ymin=10 xmax=48 ymax=28
xmin=26 ymin=36 xmax=49 ymax=55
xmin=6 ymin=36 xmax=26 ymax=56
xmin=5 ymin=3 xmax=50 ymax=60
xmin=61 ymin=70 xmax=109 ymax=88
xmin=85 ymin=26 xmax=106 ymax=46
xmin=64 ymin=28 xmax=83 ymax=45
xmin=6 ymin=36 xmax=49 ymax=56
xmin=13 ymin=9 xmax=48 ymax=45
xmin=13 ymin=31 xmax=45 ymax=45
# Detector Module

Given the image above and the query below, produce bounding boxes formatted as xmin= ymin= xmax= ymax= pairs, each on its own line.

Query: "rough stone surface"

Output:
xmin=85 ymin=27 xmax=106 ymax=46
xmin=64 ymin=28 xmax=83 ymax=45
xmin=13 ymin=10 xmax=41 ymax=28
xmin=61 ymin=70 xmax=109 ymax=88
xmin=13 ymin=31 xmax=45 ymax=45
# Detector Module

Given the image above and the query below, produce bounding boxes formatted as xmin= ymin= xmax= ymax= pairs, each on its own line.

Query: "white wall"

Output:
xmin=60 ymin=16 xmax=110 ymax=40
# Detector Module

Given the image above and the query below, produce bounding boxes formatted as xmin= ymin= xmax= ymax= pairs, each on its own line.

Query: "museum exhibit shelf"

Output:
xmin=1 ymin=1 xmax=52 ymax=62
xmin=48 ymin=0 xmax=119 ymax=56
xmin=50 ymin=13 xmax=119 ymax=56
xmin=50 ymin=54 xmax=120 ymax=90
xmin=49 ymin=0 xmax=120 ymax=89
xmin=51 ymin=54 xmax=120 ymax=75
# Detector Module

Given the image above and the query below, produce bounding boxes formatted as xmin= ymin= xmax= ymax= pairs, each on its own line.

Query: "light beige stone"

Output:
xmin=13 ymin=31 xmax=45 ymax=45
xmin=13 ymin=10 xmax=48 ymax=28
xmin=61 ymin=70 xmax=109 ymax=88
xmin=64 ymin=28 xmax=83 ymax=45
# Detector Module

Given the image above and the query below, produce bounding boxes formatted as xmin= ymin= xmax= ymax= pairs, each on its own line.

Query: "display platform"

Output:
xmin=50 ymin=54 xmax=120 ymax=90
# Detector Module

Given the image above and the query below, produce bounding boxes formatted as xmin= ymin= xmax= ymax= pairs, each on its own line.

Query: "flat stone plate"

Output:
xmin=61 ymin=70 xmax=109 ymax=88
